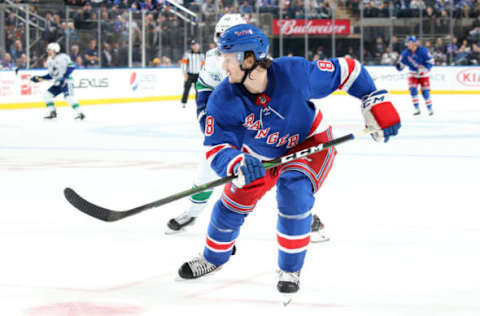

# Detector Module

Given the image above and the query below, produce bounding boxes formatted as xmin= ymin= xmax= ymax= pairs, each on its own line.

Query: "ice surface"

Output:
xmin=1 ymin=94 xmax=479 ymax=315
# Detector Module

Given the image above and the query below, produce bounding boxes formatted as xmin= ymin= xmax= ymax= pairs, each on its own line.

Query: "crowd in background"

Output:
xmin=1 ymin=0 xmax=480 ymax=70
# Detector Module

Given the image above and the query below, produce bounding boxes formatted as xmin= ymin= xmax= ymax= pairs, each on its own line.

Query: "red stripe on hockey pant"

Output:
xmin=277 ymin=234 xmax=310 ymax=250
xmin=206 ymin=236 xmax=235 ymax=251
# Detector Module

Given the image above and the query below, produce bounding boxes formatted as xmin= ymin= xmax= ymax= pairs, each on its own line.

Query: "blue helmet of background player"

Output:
xmin=406 ymin=36 xmax=418 ymax=44
xmin=218 ymin=24 xmax=269 ymax=64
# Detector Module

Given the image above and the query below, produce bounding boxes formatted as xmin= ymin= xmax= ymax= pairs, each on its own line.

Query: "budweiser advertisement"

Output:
xmin=273 ymin=19 xmax=351 ymax=36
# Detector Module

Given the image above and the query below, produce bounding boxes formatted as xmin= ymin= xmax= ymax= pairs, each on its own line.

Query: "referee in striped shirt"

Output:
xmin=181 ymin=40 xmax=205 ymax=108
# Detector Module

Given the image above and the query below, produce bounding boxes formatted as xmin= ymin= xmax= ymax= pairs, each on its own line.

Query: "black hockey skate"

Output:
xmin=310 ymin=214 xmax=329 ymax=243
xmin=165 ymin=212 xmax=196 ymax=234
xmin=44 ymin=110 xmax=57 ymax=119
xmin=75 ymin=113 xmax=85 ymax=120
xmin=277 ymin=270 xmax=300 ymax=306
xmin=413 ymin=109 xmax=421 ymax=116
xmin=178 ymin=254 xmax=221 ymax=279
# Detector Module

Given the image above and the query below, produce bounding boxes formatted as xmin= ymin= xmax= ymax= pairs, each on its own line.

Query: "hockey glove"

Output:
xmin=416 ymin=66 xmax=427 ymax=75
xmin=231 ymin=154 xmax=266 ymax=188
xmin=30 ymin=76 xmax=43 ymax=83
xmin=395 ymin=62 xmax=403 ymax=71
xmin=361 ymin=89 xmax=401 ymax=143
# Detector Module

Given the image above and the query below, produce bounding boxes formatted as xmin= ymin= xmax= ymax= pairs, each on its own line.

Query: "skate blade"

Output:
xmin=164 ymin=227 xmax=188 ymax=235
xmin=282 ymin=294 xmax=294 ymax=306
xmin=310 ymin=232 xmax=330 ymax=243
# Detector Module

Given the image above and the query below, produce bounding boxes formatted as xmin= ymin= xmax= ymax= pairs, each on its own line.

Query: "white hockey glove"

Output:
xmin=231 ymin=154 xmax=266 ymax=188
xmin=416 ymin=66 xmax=427 ymax=75
xmin=361 ymin=89 xmax=401 ymax=143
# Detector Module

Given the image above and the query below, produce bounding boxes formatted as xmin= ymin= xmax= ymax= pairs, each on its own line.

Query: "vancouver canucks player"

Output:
xmin=177 ymin=24 xmax=401 ymax=298
xmin=30 ymin=42 xmax=85 ymax=120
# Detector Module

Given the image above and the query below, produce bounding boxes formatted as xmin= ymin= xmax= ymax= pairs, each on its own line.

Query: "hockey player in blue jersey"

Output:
xmin=395 ymin=36 xmax=434 ymax=116
xmin=166 ymin=14 xmax=329 ymax=243
xmin=177 ymin=24 xmax=401 ymax=296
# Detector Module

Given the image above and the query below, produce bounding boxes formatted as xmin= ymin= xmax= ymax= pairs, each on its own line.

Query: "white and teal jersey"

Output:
xmin=197 ymin=48 xmax=226 ymax=92
xmin=47 ymin=53 xmax=75 ymax=80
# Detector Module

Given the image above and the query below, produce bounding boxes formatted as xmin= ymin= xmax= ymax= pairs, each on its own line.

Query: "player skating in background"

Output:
xmin=177 ymin=24 xmax=401 ymax=298
xmin=30 ymin=42 xmax=85 ymax=120
xmin=166 ymin=15 xmax=329 ymax=243
xmin=395 ymin=36 xmax=434 ymax=116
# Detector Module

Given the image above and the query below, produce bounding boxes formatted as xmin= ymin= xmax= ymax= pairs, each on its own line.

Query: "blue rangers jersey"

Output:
xmin=204 ymin=56 xmax=377 ymax=178
xmin=398 ymin=46 xmax=434 ymax=78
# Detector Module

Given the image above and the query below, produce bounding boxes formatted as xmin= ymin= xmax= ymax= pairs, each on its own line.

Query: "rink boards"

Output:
xmin=1 ymin=65 xmax=479 ymax=109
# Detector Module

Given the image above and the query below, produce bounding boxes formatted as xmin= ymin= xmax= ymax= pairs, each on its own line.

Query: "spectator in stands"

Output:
xmin=75 ymin=55 xmax=86 ymax=68
xmin=70 ymin=44 xmax=83 ymax=65
xmin=468 ymin=15 xmax=480 ymax=42
xmin=433 ymin=47 xmax=448 ymax=65
xmin=474 ymin=0 xmax=480 ymax=16
xmin=5 ymin=12 xmax=17 ymax=27
xmin=16 ymin=53 xmax=27 ymax=69
xmin=435 ymin=37 xmax=446 ymax=53
xmin=391 ymin=35 xmax=403 ymax=54
xmin=456 ymin=39 xmax=472 ymax=64
xmin=446 ymin=36 xmax=459 ymax=60
xmin=288 ymin=0 xmax=306 ymax=19
xmin=202 ymin=0 xmax=217 ymax=15
xmin=239 ymin=0 xmax=254 ymax=14
xmin=315 ymin=46 xmax=326 ymax=60
xmin=101 ymin=42 xmax=113 ymax=67
xmin=424 ymin=40 xmax=433 ymax=52
xmin=373 ymin=36 xmax=386 ymax=63
xmin=10 ymin=39 xmax=25 ymax=65
xmin=471 ymin=42 xmax=480 ymax=64
xmin=424 ymin=6 xmax=437 ymax=18
xmin=381 ymin=46 xmax=399 ymax=64
xmin=1 ymin=53 xmax=15 ymax=69
xmin=161 ymin=56 xmax=172 ymax=66
xmin=364 ymin=1 xmax=380 ymax=17
xmin=83 ymin=39 xmax=100 ymax=67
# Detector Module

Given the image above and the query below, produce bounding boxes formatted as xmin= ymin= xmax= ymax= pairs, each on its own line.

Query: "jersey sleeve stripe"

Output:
xmin=338 ymin=58 xmax=362 ymax=92
xmin=205 ymin=143 xmax=237 ymax=163
xmin=306 ymin=107 xmax=324 ymax=138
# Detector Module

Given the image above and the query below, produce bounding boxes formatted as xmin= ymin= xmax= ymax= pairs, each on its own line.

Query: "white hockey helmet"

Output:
xmin=214 ymin=14 xmax=246 ymax=44
xmin=47 ymin=42 xmax=60 ymax=53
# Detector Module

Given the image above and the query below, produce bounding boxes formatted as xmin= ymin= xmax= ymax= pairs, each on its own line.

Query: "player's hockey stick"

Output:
xmin=64 ymin=128 xmax=372 ymax=222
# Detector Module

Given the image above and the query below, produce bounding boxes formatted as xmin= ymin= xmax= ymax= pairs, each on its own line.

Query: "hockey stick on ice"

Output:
xmin=64 ymin=128 xmax=372 ymax=222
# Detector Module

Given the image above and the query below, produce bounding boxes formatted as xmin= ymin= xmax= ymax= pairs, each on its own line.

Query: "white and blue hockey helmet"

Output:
xmin=214 ymin=14 xmax=246 ymax=44
xmin=47 ymin=42 xmax=60 ymax=53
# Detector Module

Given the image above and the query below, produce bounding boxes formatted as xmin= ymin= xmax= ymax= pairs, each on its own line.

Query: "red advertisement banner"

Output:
xmin=273 ymin=19 xmax=351 ymax=36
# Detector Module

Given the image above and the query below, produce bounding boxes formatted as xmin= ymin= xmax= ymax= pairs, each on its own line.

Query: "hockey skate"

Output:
xmin=165 ymin=211 xmax=196 ymax=234
xmin=310 ymin=214 xmax=329 ymax=243
xmin=178 ymin=254 xmax=221 ymax=279
xmin=428 ymin=108 xmax=434 ymax=116
xmin=413 ymin=109 xmax=421 ymax=116
xmin=44 ymin=110 xmax=57 ymax=120
xmin=277 ymin=270 xmax=300 ymax=306
xmin=75 ymin=113 xmax=85 ymax=120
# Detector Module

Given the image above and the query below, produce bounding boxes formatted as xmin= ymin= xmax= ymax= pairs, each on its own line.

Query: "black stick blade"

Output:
xmin=64 ymin=188 xmax=127 ymax=222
